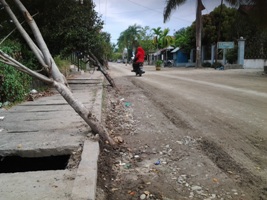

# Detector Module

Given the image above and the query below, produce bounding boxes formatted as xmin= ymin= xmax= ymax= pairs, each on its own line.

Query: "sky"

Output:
xmin=92 ymin=0 xmax=231 ymax=44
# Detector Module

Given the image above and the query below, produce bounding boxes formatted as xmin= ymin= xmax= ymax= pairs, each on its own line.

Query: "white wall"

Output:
xmin=204 ymin=59 xmax=266 ymax=69
xmin=243 ymin=59 xmax=267 ymax=69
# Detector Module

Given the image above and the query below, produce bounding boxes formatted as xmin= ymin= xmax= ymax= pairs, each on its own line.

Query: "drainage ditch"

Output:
xmin=0 ymin=154 xmax=70 ymax=173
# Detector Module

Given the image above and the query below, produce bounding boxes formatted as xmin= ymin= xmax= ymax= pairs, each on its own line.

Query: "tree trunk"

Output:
xmin=53 ymin=81 xmax=115 ymax=145
xmin=215 ymin=0 xmax=224 ymax=63
xmin=195 ymin=0 xmax=204 ymax=68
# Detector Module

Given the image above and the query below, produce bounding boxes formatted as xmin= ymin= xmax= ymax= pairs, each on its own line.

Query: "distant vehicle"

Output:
xmin=164 ymin=60 xmax=173 ymax=67
xmin=117 ymin=59 xmax=122 ymax=63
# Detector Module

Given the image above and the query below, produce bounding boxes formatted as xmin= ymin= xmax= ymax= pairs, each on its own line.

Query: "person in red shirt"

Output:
xmin=132 ymin=46 xmax=145 ymax=72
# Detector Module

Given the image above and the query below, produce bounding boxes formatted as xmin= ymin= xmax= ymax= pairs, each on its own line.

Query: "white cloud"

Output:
xmin=93 ymin=0 xmax=229 ymax=43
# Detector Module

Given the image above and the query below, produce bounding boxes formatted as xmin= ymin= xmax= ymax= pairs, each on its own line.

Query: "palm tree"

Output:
xmin=164 ymin=0 xmax=205 ymax=68
xmin=160 ymin=28 xmax=174 ymax=48
xmin=160 ymin=28 xmax=174 ymax=62
xmin=125 ymin=24 xmax=142 ymax=49
xmin=117 ymin=24 xmax=142 ymax=60
xmin=152 ymin=27 xmax=162 ymax=50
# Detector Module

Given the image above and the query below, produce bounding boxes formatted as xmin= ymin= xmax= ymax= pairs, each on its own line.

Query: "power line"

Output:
xmin=126 ymin=0 xmax=192 ymax=23
xmin=127 ymin=0 xmax=163 ymax=14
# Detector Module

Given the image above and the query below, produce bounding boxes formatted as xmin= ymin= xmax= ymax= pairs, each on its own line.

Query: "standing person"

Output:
xmin=132 ymin=46 xmax=145 ymax=72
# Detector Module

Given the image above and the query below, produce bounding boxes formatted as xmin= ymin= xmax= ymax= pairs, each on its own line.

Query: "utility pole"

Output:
xmin=195 ymin=0 xmax=205 ymax=68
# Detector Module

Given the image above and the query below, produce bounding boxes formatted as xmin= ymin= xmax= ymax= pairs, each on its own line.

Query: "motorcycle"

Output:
xmin=164 ymin=60 xmax=173 ymax=67
xmin=133 ymin=62 xmax=145 ymax=76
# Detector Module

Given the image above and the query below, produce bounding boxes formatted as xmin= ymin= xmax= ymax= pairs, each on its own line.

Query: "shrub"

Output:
xmin=0 ymin=40 xmax=32 ymax=104
xmin=156 ymin=60 xmax=163 ymax=66
xmin=226 ymin=47 xmax=238 ymax=64
xmin=211 ymin=62 xmax=223 ymax=69
xmin=54 ymin=55 xmax=71 ymax=76
xmin=202 ymin=62 xmax=211 ymax=68
xmin=0 ymin=64 xmax=31 ymax=103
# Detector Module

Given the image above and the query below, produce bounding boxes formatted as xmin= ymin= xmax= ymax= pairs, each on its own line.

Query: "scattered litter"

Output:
xmin=255 ymin=166 xmax=261 ymax=170
xmin=191 ymin=185 xmax=202 ymax=191
xmin=119 ymin=161 xmax=126 ymax=166
xmin=154 ymin=160 xmax=161 ymax=165
xmin=103 ymin=148 xmax=110 ymax=153
xmin=144 ymin=191 xmax=150 ymax=195
xmin=177 ymin=176 xmax=186 ymax=184
xmin=0 ymin=116 xmax=4 ymax=120
xmin=0 ymin=128 xmax=3 ymax=132
xmin=111 ymin=188 xmax=119 ymax=192
xmin=129 ymin=191 xmax=136 ymax=196
xmin=140 ymin=194 xmax=146 ymax=199
xmin=213 ymin=178 xmax=219 ymax=183
xmin=134 ymin=155 xmax=142 ymax=162
xmin=124 ymin=163 xmax=131 ymax=169
xmin=124 ymin=102 xmax=131 ymax=107
xmin=176 ymin=140 xmax=183 ymax=145
xmin=232 ymin=189 xmax=238 ymax=195
xmin=216 ymin=66 xmax=224 ymax=70
xmin=114 ymin=136 xmax=124 ymax=144
xmin=3 ymin=101 xmax=9 ymax=107
xmin=189 ymin=192 xmax=194 ymax=198
xmin=30 ymin=89 xmax=38 ymax=94
xmin=149 ymin=168 xmax=159 ymax=173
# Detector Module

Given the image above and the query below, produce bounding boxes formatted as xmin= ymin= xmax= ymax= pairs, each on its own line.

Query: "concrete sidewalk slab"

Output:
xmin=71 ymin=140 xmax=99 ymax=200
xmin=0 ymin=71 xmax=103 ymax=200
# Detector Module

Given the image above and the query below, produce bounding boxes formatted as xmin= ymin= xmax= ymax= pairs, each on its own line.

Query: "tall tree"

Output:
xmin=233 ymin=0 xmax=267 ymax=28
xmin=138 ymin=26 xmax=154 ymax=58
xmin=0 ymin=0 xmax=114 ymax=144
xmin=117 ymin=24 xmax=142 ymax=59
xmin=214 ymin=0 xmax=224 ymax=62
xmin=164 ymin=0 xmax=205 ymax=68
xmin=160 ymin=28 xmax=174 ymax=48
xmin=152 ymin=27 xmax=162 ymax=50
xmin=0 ymin=0 xmax=104 ymax=58
xmin=174 ymin=27 xmax=193 ymax=53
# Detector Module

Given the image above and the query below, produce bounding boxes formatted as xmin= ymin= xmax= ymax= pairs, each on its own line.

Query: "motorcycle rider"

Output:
xmin=132 ymin=46 xmax=145 ymax=73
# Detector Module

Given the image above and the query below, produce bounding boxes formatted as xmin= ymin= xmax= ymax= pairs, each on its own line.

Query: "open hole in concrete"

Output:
xmin=0 ymin=155 xmax=70 ymax=173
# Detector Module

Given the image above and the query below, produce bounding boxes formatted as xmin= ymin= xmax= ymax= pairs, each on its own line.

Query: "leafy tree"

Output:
xmin=202 ymin=3 xmax=267 ymax=59
xmin=92 ymin=31 xmax=113 ymax=67
xmin=236 ymin=0 xmax=267 ymax=28
xmin=201 ymin=4 xmax=237 ymax=46
xmin=138 ymin=26 xmax=154 ymax=58
xmin=174 ymin=27 xmax=193 ymax=54
xmin=0 ymin=0 xmax=104 ymax=58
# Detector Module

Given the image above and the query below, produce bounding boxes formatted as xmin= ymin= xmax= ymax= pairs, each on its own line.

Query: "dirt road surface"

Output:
xmin=97 ymin=63 xmax=267 ymax=200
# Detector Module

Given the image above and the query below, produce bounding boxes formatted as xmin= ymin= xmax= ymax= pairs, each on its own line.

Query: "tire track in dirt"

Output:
xmin=131 ymin=77 xmax=267 ymax=200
